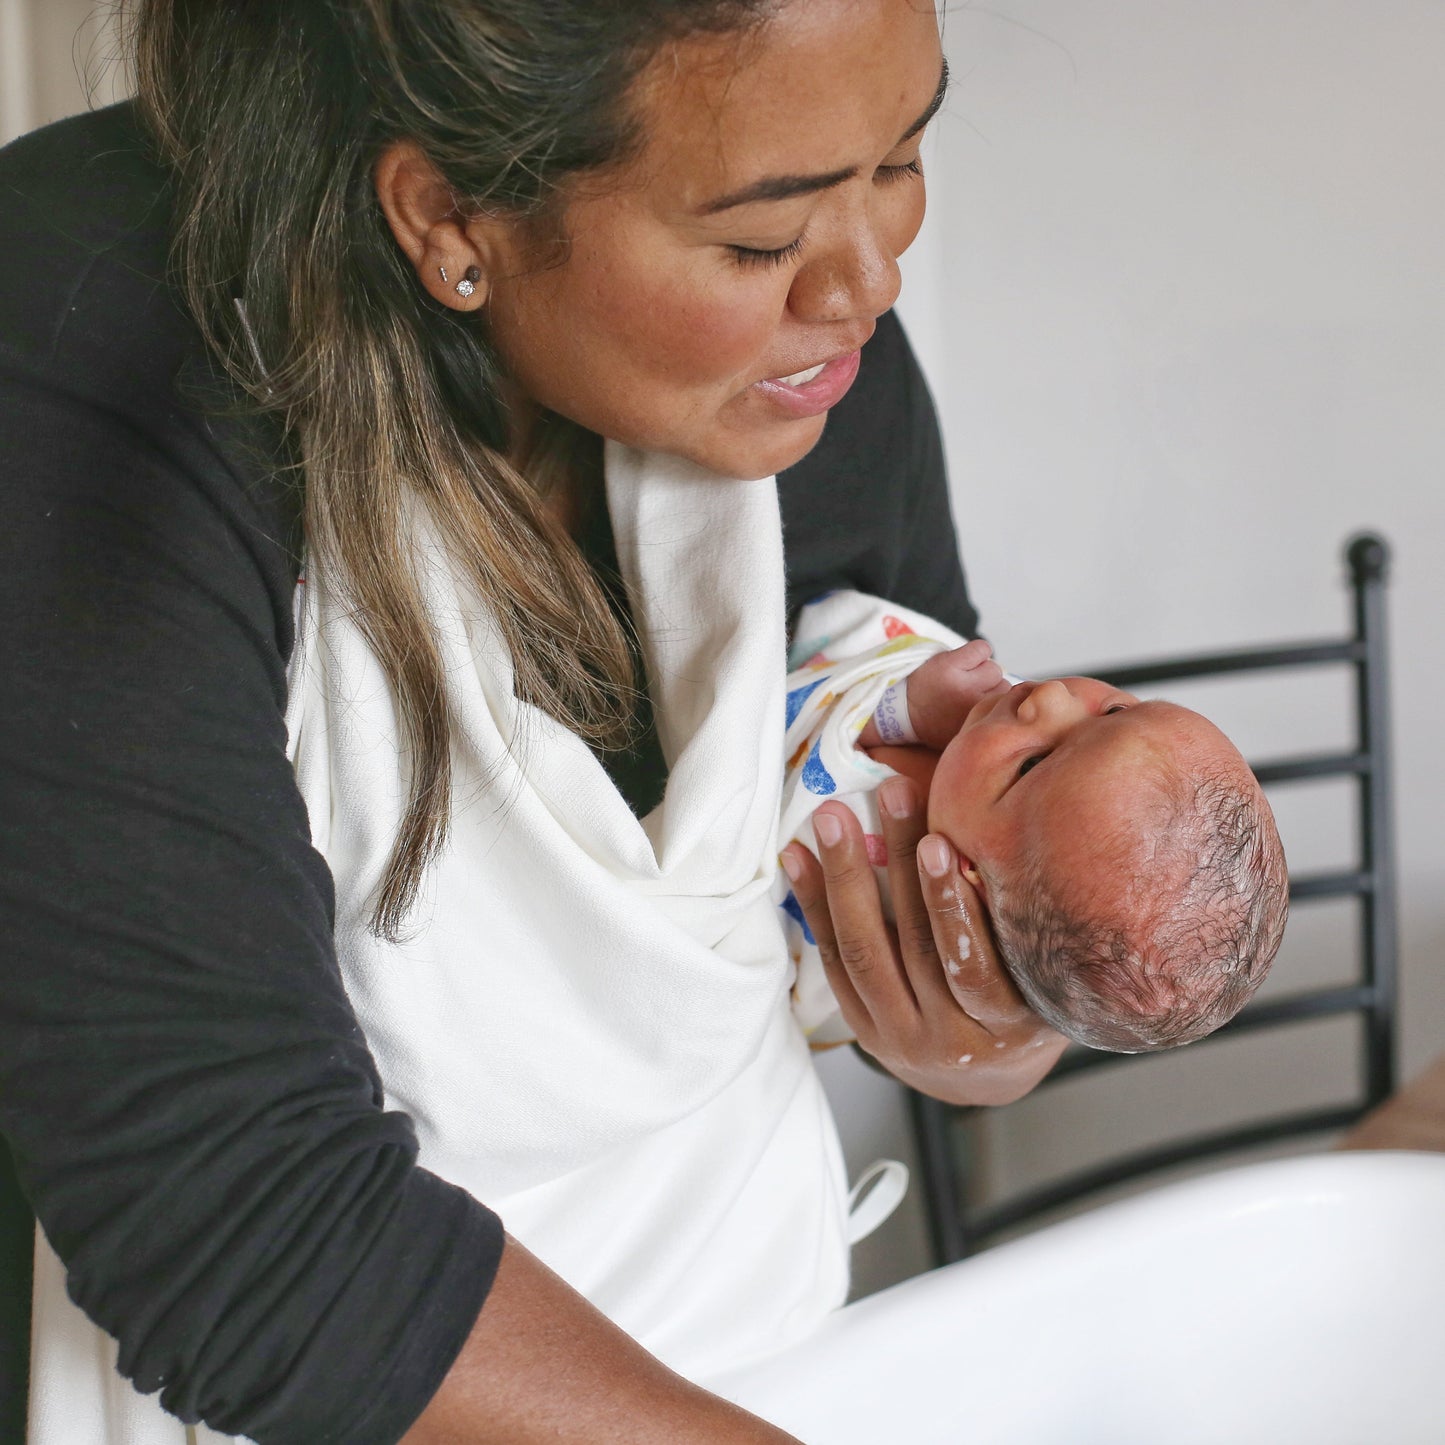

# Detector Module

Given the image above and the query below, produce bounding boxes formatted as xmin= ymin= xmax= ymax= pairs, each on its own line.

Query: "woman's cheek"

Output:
xmin=883 ymin=182 xmax=927 ymax=262
xmin=634 ymin=270 xmax=784 ymax=386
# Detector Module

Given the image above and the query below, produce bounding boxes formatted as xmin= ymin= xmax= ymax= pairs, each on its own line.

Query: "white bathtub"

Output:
xmin=706 ymin=1151 xmax=1445 ymax=1444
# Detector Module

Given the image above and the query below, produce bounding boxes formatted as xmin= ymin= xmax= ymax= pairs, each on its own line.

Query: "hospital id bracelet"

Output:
xmin=872 ymin=680 xmax=919 ymax=745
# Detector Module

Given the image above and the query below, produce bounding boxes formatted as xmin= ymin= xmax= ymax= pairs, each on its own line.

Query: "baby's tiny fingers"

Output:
xmin=950 ymin=639 xmax=994 ymax=670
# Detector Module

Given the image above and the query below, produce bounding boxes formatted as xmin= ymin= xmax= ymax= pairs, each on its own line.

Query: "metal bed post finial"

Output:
xmin=1346 ymin=532 xmax=1390 ymax=590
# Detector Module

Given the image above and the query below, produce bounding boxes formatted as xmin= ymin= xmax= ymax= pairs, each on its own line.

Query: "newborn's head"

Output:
xmin=928 ymin=678 xmax=1289 ymax=1053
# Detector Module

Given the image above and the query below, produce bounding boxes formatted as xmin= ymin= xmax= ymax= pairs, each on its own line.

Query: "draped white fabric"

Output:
xmin=29 ymin=442 xmax=850 ymax=1440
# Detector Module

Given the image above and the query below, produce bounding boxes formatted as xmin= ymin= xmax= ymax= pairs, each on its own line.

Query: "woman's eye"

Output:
xmin=1018 ymin=755 xmax=1045 ymax=777
xmin=877 ymin=158 xmax=924 ymax=183
xmin=728 ymin=235 xmax=806 ymax=270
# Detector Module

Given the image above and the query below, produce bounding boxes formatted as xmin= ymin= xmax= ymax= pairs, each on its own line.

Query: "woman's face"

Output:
xmin=477 ymin=0 xmax=945 ymax=480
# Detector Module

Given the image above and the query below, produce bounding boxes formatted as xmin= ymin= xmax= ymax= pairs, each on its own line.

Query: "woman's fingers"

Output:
xmin=780 ymin=837 xmax=869 ymax=1036
xmin=913 ymin=834 xmax=1031 ymax=1031
xmin=784 ymin=803 xmax=917 ymax=1041
xmin=912 ymin=835 xmax=1071 ymax=1098
xmin=784 ymin=804 xmax=1068 ymax=1107
xmin=875 ymin=777 xmax=955 ymax=1012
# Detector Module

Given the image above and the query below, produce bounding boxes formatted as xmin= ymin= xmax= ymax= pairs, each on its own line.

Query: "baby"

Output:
xmin=779 ymin=592 xmax=1289 ymax=1054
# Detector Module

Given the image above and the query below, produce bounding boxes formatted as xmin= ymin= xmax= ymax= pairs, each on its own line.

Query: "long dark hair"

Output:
xmin=122 ymin=0 xmax=777 ymax=937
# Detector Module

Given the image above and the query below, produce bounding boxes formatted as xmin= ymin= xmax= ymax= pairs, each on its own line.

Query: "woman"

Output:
xmin=0 ymin=0 xmax=1065 ymax=1439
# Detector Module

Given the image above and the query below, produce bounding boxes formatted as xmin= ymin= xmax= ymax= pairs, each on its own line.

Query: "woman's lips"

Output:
xmin=752 ymin=348 xmax=863 ymax=418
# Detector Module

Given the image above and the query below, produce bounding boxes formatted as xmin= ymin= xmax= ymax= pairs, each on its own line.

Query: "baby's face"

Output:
xmin=928 ymin=678 xmax=1247 ymax=900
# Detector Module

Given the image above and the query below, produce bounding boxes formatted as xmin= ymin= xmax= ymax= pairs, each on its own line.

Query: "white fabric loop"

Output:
xmin=845 ymin=1158 xmax=910 ymax=1245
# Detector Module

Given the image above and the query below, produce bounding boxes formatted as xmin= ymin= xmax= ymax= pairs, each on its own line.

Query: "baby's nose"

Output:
xmin=1016 ymin=678 xmax=1081 ymax=724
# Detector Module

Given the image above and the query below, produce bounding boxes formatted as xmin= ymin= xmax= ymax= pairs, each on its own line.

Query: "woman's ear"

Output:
xmin=373 ymin=140 xmax=493 ymax=311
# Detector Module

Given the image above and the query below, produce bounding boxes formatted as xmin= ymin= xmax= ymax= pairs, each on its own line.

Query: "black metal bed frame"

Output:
xmin=910 ymin=532 xmax=1398 ymax=1264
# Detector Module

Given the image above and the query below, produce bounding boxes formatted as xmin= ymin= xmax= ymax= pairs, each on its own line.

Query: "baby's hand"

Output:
xmin=859 ymin=640 xmax=1009 ymax=752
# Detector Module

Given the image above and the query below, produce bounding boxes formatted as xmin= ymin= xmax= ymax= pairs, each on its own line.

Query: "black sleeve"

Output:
xmin=0 ymin=1137 xmax=31 ymax=1444
xmin=0 ymin=109 xmax=502 ymax=1444
xmin=777 ymin=308 xmax=981 ymax=639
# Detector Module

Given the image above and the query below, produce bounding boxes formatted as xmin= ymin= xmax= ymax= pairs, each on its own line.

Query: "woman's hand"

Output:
xmin=782 ymin=779 xmax=1066 ymax=1106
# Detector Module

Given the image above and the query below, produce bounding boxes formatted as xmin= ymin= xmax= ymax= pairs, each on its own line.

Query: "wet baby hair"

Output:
xmin=986 ymin=766 xmax=1289 ymax=1054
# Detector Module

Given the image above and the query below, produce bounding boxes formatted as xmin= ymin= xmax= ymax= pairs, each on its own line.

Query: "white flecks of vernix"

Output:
xmin=945 ymin=959 xmax=962 ymax=978
xmin=993 ymin=1038 xmax=1008 ymax=1049
xmin=957 ymin=1053 xmax=973 ymax=1065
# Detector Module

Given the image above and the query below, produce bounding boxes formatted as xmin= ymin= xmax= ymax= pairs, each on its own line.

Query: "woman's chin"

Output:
xmin=678 ymin=412 xmax=831 ymax=481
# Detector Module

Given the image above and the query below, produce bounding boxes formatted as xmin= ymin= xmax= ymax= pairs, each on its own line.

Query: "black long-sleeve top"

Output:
xmin=0 ymin=102 xmax=979 ymax=1443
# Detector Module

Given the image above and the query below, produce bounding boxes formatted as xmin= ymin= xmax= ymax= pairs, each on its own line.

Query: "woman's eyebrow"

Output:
xmin=697 ymin=165 xmax=857 ymax=216
xmin=695 ymin=59 xmax=950 ymax=217
xmin=898 ymin=57 xmax=950 ymax=146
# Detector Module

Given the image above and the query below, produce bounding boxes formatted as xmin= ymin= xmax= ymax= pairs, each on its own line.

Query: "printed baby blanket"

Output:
xmin=777 ymin=590 xmax=965 ymax=1046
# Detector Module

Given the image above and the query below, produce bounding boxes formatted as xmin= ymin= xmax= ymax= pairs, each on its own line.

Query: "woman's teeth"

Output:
xmin=777 ymin=362 xmax=826 ymax=387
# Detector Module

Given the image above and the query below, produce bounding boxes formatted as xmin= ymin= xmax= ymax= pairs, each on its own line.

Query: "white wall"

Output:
xmin=0 ymin=0 xmax=127 ymax=146
xmin=9 ymin=2 xmax=1443 ymax=1297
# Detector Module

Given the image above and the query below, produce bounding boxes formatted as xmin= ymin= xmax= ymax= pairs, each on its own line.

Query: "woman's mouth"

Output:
xmin=752 ymin=349 xmax=863 ymax=418
xmin=777 ymin=362 xmax=826 ymax=386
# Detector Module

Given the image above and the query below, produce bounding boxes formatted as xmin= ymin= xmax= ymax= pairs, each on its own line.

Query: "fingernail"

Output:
xmin=878 ymin=777 xmax=913 ymax=818
xmin=919 ymin=836 xmax=951 ymax=878
xmin=814 ymin=811 xmax=843 ymax=848
xmin=779 ymin=849 xmax=802 ymax=884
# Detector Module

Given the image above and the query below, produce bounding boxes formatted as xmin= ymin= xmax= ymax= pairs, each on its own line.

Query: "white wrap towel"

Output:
xmin=28 ymin=443 xmax=851 ymax=1441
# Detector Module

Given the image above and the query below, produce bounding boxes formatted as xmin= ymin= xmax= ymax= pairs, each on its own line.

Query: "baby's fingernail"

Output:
xmin=779 ymin=849 xmax=802 ymax=884
xmin=814 ymin=812 xmax=843 ymax=848
xmin=879 ymin=778 xmax=913 ymax=818
xmin=918 ymin=836 xmax=951 ymax=878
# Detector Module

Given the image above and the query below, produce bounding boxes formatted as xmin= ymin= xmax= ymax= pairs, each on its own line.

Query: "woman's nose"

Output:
xmin=788 ymin=223 xmax=902 ymax=326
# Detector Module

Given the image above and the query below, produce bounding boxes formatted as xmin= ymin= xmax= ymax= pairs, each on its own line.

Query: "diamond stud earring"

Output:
xmin=455 ymin=265 xmax=481 ymax=299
